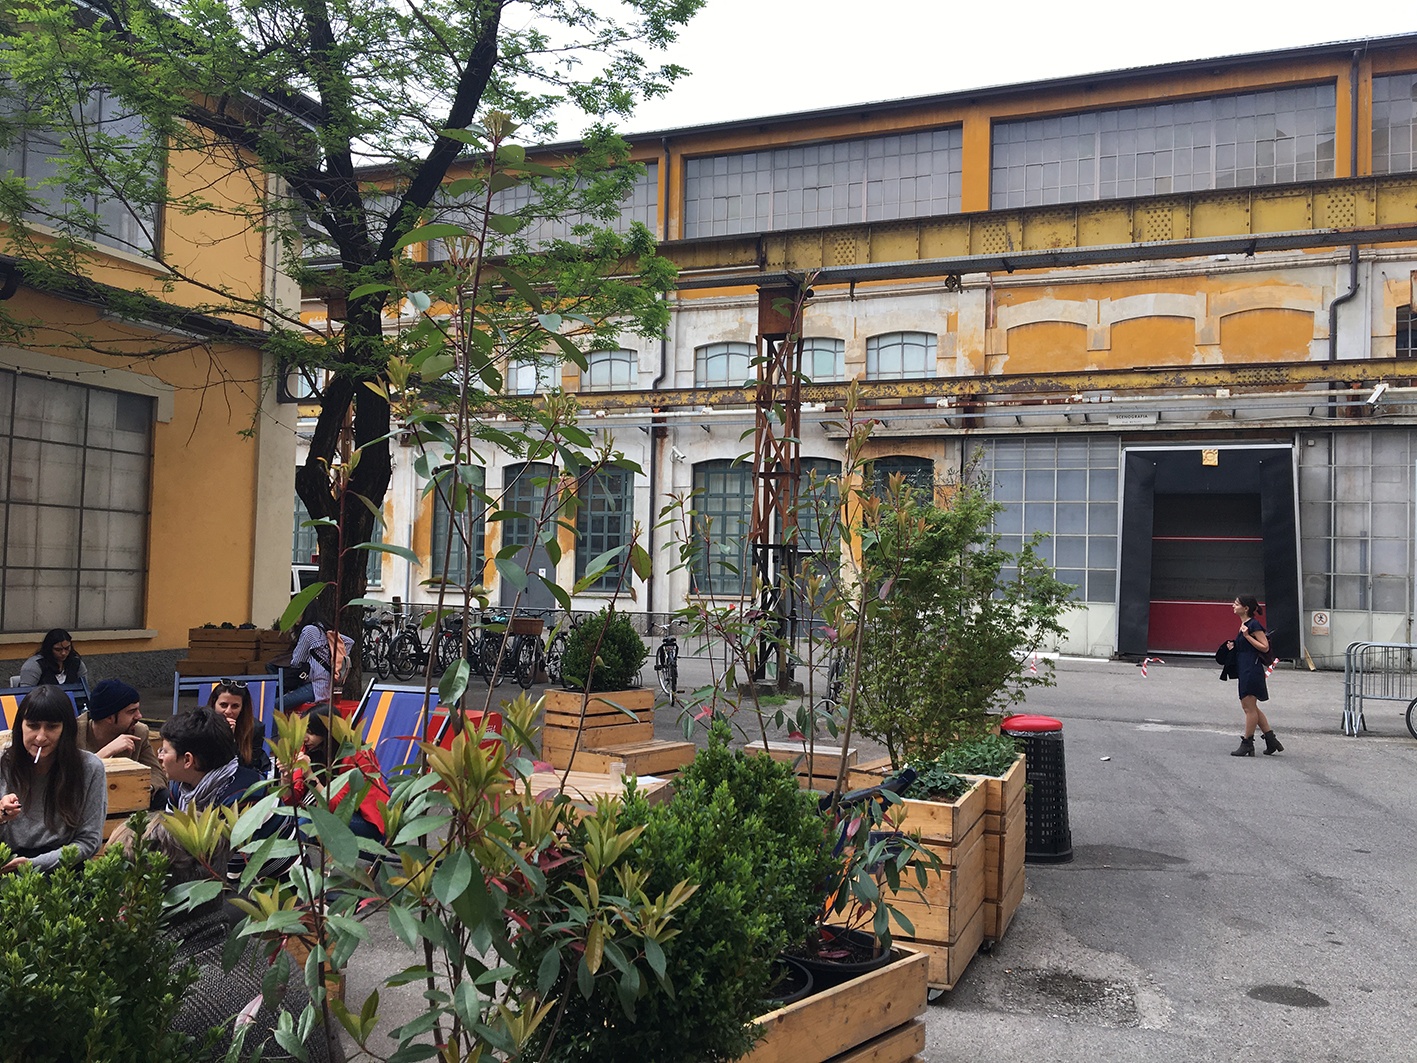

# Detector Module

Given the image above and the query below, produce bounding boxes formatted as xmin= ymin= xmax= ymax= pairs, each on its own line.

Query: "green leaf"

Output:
xmin=393 ymin=223 xmax=469 ymax=253
xmin=643 ymin=936 xmax=666 ymax=980
xmin=487 ymin=213 xmax=524 ymax=235
xmin=445 ymin=176 xmax=484 ymax=198
xmin=419 ymin=353 xmax=456 ymax=380
xmin=440 ymin=127 xmax=486 ymax=147
xmin=438 ymin=658 xmax=470 ymax=707
xmin=432 ymin=850 xmax=473 ymax=905
xmin=230 ymin=793 xmax=280 ymax=848
xmin=494 ymin=266 xmax=542 ymax=313
xmin=495 ymin=557 xmax=528 ymax=592
xmin=280 ymin=581 xmax=328 ymax=632
xmin=630 ymin=543 xmax=652 ymax=581
xmin=350 ymin=542 xmax=421 ymax=564
xmin=407 ymin=291 xmax=432 ymax=313
xmin=453 ymin=979 xmax=480 ymax=1028
xmin=537 ymin=313 xmax=563 ymax=332
xmin=299 ymin=517 xmax=337 ymax=528
xmin=496 ymin=144 xmax=527 ymax=165
xmin=489 ymin=171 xmax=521 ymax=192
xmin=542 ymin=574 xmax=572 ymax=612
xmin=537 ymin=946 xmax=562 ymax=997
xmin=306 ymin=806 xmax=359 ymax=867
xmin=348 ymin=282 xmax=394 ymax=301
xmin=389 ymin=906 xmax=421 ymax=949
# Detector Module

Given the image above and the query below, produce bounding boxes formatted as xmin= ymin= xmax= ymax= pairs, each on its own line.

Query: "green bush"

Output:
xmin=933 ymin=733 xmax=1023 ymax=777
xmin=560 ymin=607 xmax=649 ymax=692
xmin=0 ymin=839 xmax=197 ymax=1063
xmin=538 ymin=724 xmax=837 ymax=1063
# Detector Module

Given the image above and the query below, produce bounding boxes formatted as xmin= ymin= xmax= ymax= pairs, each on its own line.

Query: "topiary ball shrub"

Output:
xmin=533 ymin=722 xmax=838 ymax=1063
xmin=560 ymin=607 xmax=648 ymax=692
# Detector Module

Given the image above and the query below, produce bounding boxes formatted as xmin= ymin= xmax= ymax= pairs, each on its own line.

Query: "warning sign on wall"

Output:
xmin=1311 ymin=611 xmax=1330 ymax=636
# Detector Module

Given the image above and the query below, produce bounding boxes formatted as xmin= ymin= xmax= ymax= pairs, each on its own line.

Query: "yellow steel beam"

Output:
xmin=571 ymin=359 xmax=1409 ymax=411
xmin=664 ymin=174 xmax=1417 ymax=286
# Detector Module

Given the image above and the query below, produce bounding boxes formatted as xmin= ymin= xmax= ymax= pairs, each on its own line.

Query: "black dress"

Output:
xmin=1235 ymin=617 xmax=1269 ymax=702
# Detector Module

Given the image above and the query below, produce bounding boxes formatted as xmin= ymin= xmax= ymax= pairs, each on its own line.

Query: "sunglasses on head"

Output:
xmin=217 ymin=679 xmax=250 ymax=690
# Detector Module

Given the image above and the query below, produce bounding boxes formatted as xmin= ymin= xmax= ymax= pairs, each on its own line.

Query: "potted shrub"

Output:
xmin=542 ymin=607 xmax=684 ymax=773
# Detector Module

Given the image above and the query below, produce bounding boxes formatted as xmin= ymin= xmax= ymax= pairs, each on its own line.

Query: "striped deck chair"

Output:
xmin=426 ymin=707 xmax=504 ymax=750
xmin=0 ymin=682 xmax=90 ymax=730
xmin=171 ymin=674 xmax=285 ymax=731
xmin=351 ymin=683 xmax=444 ymax=778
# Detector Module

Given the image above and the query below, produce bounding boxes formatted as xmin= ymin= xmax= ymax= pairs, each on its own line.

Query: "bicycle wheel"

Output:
xmin=360 ymin=626 xmax=382 ymax=673
xmin=435 ymin=628 xmax=461 ymax=673
xmin=656 ymin=647 xmax=678 ymax=705
xmin=481 ymin=633 xmax=506 ymax=687
xmin=515 ymin=636 xmax=539 ymax=689
xmin=1407 ymin=695 xmax=1417 ymax=740
xmin=545 ymin=631 xmax=568 ymax=685
xmin=389 ymin=631 xmax=420 ymax=681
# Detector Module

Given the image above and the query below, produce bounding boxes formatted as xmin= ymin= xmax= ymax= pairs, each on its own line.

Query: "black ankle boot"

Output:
xmin=1230 ymin=735 xmax=1255 ymax=757
xmin=1261 ymin=730 xmax=1284 ymax=755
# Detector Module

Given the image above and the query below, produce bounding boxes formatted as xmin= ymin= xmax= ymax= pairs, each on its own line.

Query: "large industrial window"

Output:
xmin=976 ymin=436 xmax=1120 ymax=603
xmin=695 ymin=342 xmax=753 ymax=389
xmin=583 ymin=348 xmax=637 ymax=392
xmin=795 ymin=458 xmax=842 ymax=552
xmin=991 ymin=84 xmax=1337 ymax=209
xmin=0 ymin=88 xmax=159 ymax=255
xmin=429 ymin=466 xmax=486 ymax=587
xmin=1299 ymin=430 xmax=1413 ymax=616
xmin=691 ymin=459 xmax=753 ymax=597
xmin=1397 ymin=305 xmax=1414 ymax=358
xmin=0 ymin=371 xmax=152 ymax=632
xmin=430 ymin=163 xmax=657 ymax=259
xmin=801 ymin=338 xmax=845 ymax=383
xmin=869 ymin=455 xmax=935 ymax=501
xmin=502 ymin=463 xmax=557 ymax=550
xmin=683 ymin=128 xmax=964 ymax=238
xmin=866 ymin=332 xmax=935 ymax=380
xmin=575 ymin=467 xmax=634 ymax=591
xmin=1373 ymin=74 xmax=1417 ymax=176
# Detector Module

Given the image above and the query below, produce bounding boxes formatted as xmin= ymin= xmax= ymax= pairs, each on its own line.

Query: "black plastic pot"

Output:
xmin=791 ymin=927 xmax=895 ymax=991
xmin=763 ymin=955 xmax=815 ymax=1009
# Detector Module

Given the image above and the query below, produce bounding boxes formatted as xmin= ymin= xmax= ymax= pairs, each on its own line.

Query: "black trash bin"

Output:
xmin=1001 ymin=714 xmax=1073 ymax=864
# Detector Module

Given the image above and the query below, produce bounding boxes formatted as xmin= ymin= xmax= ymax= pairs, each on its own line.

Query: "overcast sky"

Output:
xmin=564 ymin=1 xmax=1415 ymax=137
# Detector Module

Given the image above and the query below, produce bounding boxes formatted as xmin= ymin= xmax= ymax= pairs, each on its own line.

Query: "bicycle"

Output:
xmin=361 ymin=613 xmax=392 ymax=678
xmin=654 ymin=630 xmax=680 ymax=707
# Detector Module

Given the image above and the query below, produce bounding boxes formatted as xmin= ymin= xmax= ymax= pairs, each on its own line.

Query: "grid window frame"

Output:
xmin=575 ymin=467 xmax=635 ymax=591
xmin=0 ymin=370 xmax=153 ymax=632
xmin=865 ymin=332 xmax=936 ymax=380
xmin=975 ymin=436 xmax=1120 ymax=604
xmin=583 ymin=348 xmax=638 ymax=392
xmin=695 ymin=341 xmax=753 ymax=389
xmin=1373 ymin=73 xmax=1417 ymax=176
xmin=869 ymin=455 xmax=936 ymax=502
xmin=691 ymin=458 xmax=754 ymax=597
xmin=801 ymin=337 xmax=846 ymax=383
xmin=991 ymin=83 xmax=1337 ymax=209
xmin=502 ymin=462 xmax=557 ymax=550
xmin=683 ymin=127 xmax=964 ymax=238
xmin=429 ymin=465 xmax=486 ymax=587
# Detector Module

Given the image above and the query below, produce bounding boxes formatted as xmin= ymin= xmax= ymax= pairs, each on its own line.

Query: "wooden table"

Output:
xmin=525 ymin=770 xmax=671 ymax=813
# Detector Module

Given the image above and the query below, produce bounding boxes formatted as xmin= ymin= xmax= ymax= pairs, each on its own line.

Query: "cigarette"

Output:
xmin=32 ymin=746 xmax=40 ymax=763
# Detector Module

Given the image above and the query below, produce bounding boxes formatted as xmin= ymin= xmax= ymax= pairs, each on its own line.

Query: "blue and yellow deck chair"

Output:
xmin=350 ymin=682 xmax=444 ymax=778
xmin=171 ymin=674 xmax=285 ymax=732
xmin=0 ymin=681 xmax=90 ymax=730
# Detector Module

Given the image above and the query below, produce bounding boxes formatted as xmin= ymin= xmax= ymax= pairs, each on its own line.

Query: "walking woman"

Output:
xmin=0 ymin=686 xmax=107 ymax=871
xmin=1228 ymin=595 xmax=1284 ymax=757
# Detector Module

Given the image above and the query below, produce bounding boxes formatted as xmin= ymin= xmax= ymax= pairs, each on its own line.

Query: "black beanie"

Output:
xmin=88 ymin=679 xmax=141 ymax=722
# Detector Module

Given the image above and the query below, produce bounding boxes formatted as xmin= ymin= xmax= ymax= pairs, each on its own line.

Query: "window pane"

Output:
xmin=691 ymin=459 xmax=752 ymax=596
xmin=576 ymin=468 xmax=635 ymax=590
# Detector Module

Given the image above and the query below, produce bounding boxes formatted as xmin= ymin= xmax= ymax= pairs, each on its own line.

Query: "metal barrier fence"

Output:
xmin=1341 ymin=641 xmax=1417 ymax=736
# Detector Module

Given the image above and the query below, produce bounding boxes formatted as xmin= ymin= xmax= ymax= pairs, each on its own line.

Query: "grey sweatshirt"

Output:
xmin=0 ymin=750 xmax=107 ymax=871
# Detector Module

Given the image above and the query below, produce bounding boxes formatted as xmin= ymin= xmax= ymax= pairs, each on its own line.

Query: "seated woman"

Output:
xmin=279 ymin=600 xmax=352 ymax=712
xmin=281 ymin=706 xmax=389 ymax=843
xmin=207 ymin=680 xmax=271 ymax=776
xmin=157 ymin=707 xmax=265 ymax=813
xmin=0 ymin=685 xmax=106 ymax=872
xmin=18 ymin=628 xmax=88 ymax=687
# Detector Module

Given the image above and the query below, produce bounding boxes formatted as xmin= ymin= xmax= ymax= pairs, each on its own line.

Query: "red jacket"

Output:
xmin=291 ymin=748 xmax=390 ymax=835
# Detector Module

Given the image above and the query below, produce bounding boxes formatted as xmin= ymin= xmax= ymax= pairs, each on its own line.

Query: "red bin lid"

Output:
xmin=1001 ymin=713 xmax=1063 ymax=733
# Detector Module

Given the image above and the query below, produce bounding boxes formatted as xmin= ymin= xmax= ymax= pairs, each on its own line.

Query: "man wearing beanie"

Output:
xmin=76 ymin=679 xmax=166 ymax=803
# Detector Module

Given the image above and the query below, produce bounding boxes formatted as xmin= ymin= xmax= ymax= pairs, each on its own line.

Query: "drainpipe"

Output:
xmin=644 ymin=139 xmax=673 ymax=624
xmin=1327 ymin=50 xmax=1363 ymax=415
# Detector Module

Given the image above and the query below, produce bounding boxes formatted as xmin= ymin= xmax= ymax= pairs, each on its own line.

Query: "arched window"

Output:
xmin=430 ymin=466 xmax=486 ymax=586
xmin=575 ymin=466 xmax=635 ymax=590
xmin=583 ymin=348 xmax=637 ymax=392
xmin=869 ymin=455 xmax=935 ymax=501
xmin=691 ymin=459 xmax=753 ymax=596
xmin=865 ymin=331 xmax=936 ymax=380
xmin=695 ymin=342 xmax=752 ymax=388
xmin=508 ymin=359 xmax=555 ymax=395
xmin=801 ymin=338 xmax=845 ymax=383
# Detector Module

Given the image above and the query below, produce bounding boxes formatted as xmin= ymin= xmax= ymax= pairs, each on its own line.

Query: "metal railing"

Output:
xmin=1341 ymin=641 xmax=1417 ymax=736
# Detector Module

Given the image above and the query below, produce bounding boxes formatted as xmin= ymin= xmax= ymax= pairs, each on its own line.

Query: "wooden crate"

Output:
xmin=892 ymin=906 xmax=985 ymax=992
xmin=188 ymin=628 xmax=262 ymax=644
xmin=548 ymin=739 xmax=696 ymax=775
xmin=960 ymin=754 xmax=1026 ymax=832
xmin=541 ymin=720 xmax=655 ymax=753
xmin=887 ymin=826 xmax=985 ymax=943
xmin=984 ymin=864 xmax=1025 ymax=942
xmin=847 ymin=755 xmax=893 ymax=790
xmin=176 ymin=658 xmax=253 ymax=676
xmin=186 ymin=644 xmax=258 ymax=662
xmin=104 ymin=759 xmax=152 ymax=816
xmin=982 ymin=811 xmax=1026 ymax=897
xmin=743 ymin=948 xmax=927 ymax=1063
xmin=543 ymin=687 xmax=656 ymax=720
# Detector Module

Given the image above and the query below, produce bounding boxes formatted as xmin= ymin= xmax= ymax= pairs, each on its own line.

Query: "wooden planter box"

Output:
xmin=960 ymin=753 xmax=1026 ymax=942
xmin=102 ymin=759 xmax=153 ymax=840
xmin=762 ymin=740 xmax=857 ymax=791
xmin=883 ymin=780 xmax=986 ymax=991
xmin=540 ymin=688 xmax=694 ymax=775
xmin=744 ymin=947 xmax=928 ymax=1063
